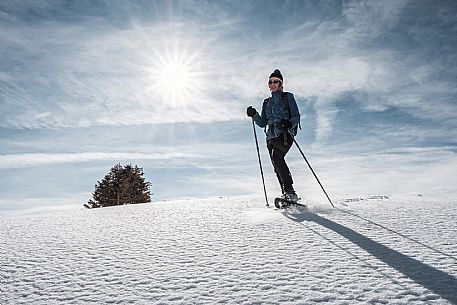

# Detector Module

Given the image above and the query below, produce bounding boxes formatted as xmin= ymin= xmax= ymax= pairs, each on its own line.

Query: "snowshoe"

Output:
xmin=274 ymin=197 xmax=306 ymax=209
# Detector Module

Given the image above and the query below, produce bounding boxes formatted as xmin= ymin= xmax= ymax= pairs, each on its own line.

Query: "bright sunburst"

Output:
xmin=149 ymin=45 xmax=202 ymax=104
xmin=159 ymin=61 xmax=191 ymax=95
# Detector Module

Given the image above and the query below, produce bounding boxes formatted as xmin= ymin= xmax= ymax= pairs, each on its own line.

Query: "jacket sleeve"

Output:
xmin=287 ymin=93 xmax=300 ymax=129
xmin=253 ymin=100 xmax=268 ymax=128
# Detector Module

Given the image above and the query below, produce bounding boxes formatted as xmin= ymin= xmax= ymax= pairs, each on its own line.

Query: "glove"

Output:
xmin=246 ymin=106 xmax=257 ymax=118
xmin=281 ymin=119 xmax=292 ymax=129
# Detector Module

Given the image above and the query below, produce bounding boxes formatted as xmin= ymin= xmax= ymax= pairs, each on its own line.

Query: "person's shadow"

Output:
xmin=283 ymin=210 xmax=457 ymax=304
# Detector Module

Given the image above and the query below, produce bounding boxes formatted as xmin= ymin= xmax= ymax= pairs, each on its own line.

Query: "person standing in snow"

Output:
xmin=246 ymin=69 xmax=301 ymax=202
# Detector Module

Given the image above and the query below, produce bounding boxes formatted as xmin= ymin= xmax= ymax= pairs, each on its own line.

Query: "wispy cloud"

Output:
xmin=213 ymin=1 xmax=457 ymax=141
xmin=0 ymin=152 xmax=201 ymax=169
xmin=1 ymin=6 xmax=241 ymax=129
xmin=2 ymin=1 xmax=456 ymax=133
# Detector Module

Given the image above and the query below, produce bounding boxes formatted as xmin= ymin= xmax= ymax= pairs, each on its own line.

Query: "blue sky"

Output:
xmin=1 ymin=0 xmax=457 ymax=212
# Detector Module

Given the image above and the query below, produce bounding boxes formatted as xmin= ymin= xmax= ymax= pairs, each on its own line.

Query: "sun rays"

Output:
xmin=147 ymin=41 xmax=203 ymax=107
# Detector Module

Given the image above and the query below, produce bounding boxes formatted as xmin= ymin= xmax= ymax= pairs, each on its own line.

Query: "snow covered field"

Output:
xmin=2 ymin=195 xmax=457 ymax=304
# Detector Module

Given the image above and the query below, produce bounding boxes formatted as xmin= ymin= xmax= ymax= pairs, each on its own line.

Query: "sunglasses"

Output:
xmin=268 ymin=80 xmax=281 ymax=85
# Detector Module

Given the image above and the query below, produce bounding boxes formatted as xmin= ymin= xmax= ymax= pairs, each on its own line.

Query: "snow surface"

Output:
xmin=2 ymin=195 xmax=457 ymax=304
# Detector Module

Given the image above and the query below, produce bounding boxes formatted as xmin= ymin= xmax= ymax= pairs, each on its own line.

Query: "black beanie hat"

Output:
xmin=269 ymin=69 xmax=283 ymax=82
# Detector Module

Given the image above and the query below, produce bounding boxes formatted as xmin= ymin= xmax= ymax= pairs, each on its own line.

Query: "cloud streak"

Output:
xmin=211 ymin=1 xmax=457 ymax=141
xmin=0 ymin=10 xmax=241 ymax=129
xmin=0 ymin=152 xmax=201 ymax=169
xmin=1 ymin=1 xmax=456 ymax=135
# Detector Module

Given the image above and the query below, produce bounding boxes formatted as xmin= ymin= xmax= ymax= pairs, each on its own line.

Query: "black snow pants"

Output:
xmin=267 ymin=132 xmax=294 ymax=194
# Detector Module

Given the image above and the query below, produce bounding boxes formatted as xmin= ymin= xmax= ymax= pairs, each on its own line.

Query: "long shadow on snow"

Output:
xmin=336 ymin=207 xmax=457 ymax=262
xmin=284 ymin=211 xmax=457 ymax=304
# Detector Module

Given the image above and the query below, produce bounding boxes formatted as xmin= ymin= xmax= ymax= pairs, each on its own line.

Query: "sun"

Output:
xmin=158 ymin=60 xmax=192 ymax=95
xmin=149 ymin=46 xmax=202 ymax=104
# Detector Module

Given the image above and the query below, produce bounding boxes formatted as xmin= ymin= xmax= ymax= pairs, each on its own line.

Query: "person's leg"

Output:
xmin=268 ymin=133 xmax=294 ymax=194
xmin=267 ymin=139 xmax=284 ymax=193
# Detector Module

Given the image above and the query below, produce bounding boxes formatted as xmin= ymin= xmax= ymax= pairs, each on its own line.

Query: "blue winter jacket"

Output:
xmin=253 ymin=90 xmax=300 ymax=140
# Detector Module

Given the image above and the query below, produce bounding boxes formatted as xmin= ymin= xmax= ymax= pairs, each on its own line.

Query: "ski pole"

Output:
xmin=251 ymin=119 xmax=269 ymax=206
xmin=292 ymin=137 xmax=334 ymax=208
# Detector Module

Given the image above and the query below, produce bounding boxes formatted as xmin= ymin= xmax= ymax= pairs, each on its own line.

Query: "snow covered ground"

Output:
xmin=2 ymin=195 xmax=457 ymax=304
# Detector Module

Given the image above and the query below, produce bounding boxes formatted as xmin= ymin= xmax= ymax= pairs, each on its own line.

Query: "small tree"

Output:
xmin=84 ymin=163 xmax=152 ymax=209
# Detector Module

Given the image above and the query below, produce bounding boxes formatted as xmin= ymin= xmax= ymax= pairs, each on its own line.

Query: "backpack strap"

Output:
xmin=282 ymin=92 xmax=291 ymax=120
xmin=282 ymin=92 xmax=301 ymax=130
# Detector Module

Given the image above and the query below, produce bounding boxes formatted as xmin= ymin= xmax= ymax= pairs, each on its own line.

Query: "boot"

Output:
xmin=282 ymin=189 xmax=298 ymax=203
